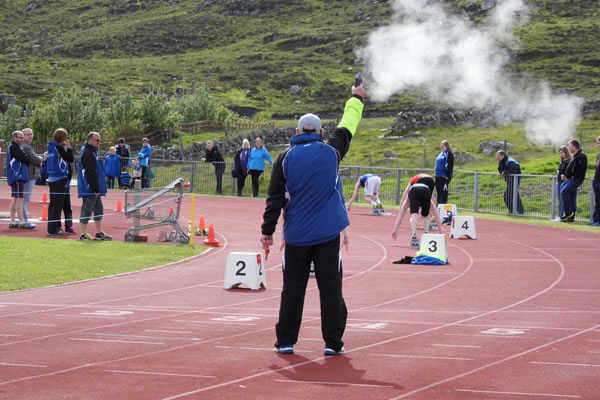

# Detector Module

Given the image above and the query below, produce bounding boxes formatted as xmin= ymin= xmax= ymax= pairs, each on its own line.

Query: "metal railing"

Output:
xmin=1 ymin=154 xmax=596 ymax=222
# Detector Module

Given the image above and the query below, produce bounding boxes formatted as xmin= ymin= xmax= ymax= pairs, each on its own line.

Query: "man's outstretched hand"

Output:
xmin=352 ymin=83 xmax=366 ymax=99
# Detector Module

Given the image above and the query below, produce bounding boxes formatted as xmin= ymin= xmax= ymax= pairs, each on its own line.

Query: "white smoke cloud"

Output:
xmin=356 ymin=0 xmax=583 ymax=145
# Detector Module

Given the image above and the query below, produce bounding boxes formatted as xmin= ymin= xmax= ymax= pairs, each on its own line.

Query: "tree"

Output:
xmin=137 ymin=84 xmax=181 ymax=133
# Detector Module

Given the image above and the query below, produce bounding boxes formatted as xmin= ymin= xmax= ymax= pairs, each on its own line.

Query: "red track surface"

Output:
xmin=1 ymin=185 xmax=599 ymax=399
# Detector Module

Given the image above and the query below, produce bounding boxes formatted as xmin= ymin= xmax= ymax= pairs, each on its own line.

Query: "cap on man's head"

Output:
xmin=142 ymin=137 xmax=149 ymax=143
xmin=297 ymin=113 xmax=321 ymax=133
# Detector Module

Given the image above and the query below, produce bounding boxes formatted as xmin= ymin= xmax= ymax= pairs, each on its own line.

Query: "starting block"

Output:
xmin=409 ymin=235 xmax=420 ymax=249
xmin=438 ymin=204 xmax=458 ymax=224
xmin=418 ymin=233 xmax=448 ymax=262
xmin=450 ymin=215 xmax=476 ymax=239
xmin=430 ymin=220 xmax=438 ymax=231
xmin=224 ymin=252 xmax=267 ymax=290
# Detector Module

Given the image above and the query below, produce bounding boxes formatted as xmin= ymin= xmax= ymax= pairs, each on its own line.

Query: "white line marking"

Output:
xmin=0 ymin=362 xmax=47 ymax=368
xmin=274 ymin=379 xmax=394 ymax=389
xmin=70 ymin=338 xmax=164 ymax=345
xmin=303 ymin=326 xmax=394 ymax=333
xmin=367 ymin=270 xmax=460 ymax=275
xmin=105 ymin=370 xmax=215 ymax=379
xmin=553 ymin=289 xmax=600 ymax=292
xmin=0 ymin=334 xmax=21 ymax=337
xmin=475 ymin=258 xmax=555 ymax=262
xmin=12 ymin=323 xmax=56 ymax=327
xmin=48 ymin=314 xmax=127 ymax=319
xmin=83 ymin=333 xmax=202 ymax=341
xmin=370 ymin=354 xmax=474 ymax=361
xmin=456 ymin=389 xmax=580 ymax=398
xmin=444 ymin=333 xmax=535 ymax=339
xmin=173 ymin=320 xmax=256 ymax=326
xmin=146 ymin=330 xmax=192 ymax=334
xmin=532 ymin=361 xmax=600 ymax=368
xmin=432 ymin=344 xmax=482 ymax=348
xmin=215 ymin=345 xmax=314 ymax=353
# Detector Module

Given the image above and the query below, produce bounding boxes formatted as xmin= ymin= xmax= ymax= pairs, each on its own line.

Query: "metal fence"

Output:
xmin=1 ymin=154 xmax=596 ymax=222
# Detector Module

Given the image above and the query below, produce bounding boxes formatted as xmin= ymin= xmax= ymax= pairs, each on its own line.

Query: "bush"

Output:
xmin=138 ymin=84 xmax=182 ymax=133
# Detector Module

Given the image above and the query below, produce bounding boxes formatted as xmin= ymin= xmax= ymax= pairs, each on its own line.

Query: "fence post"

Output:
xmin=511 ymin=175 xmax=519 ymax=216
xmin=355 ymin=167 xmax=360 ymax=182
xmin=473 ymin=172 xmax=479 ymax=212
xmin=190 ymin=161 xmax=196 ymax=193
xmin=396 ymin=169 xmax=402 ymax=205
xmin=551 ymin=176 xmax=557 ymax=220
xmin=590 ymin=179 xmax=595 ymax=223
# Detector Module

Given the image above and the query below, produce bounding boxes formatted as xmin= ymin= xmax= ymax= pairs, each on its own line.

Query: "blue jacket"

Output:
xmin=434 ymin=151 xmax=454 ymax=179
xmin=78 ymin=143 xmax=107 ymax=197
xmin=7 ymin=142 xmax=29 ymax=185
xmin=138 ymin=145 xmax=152 ymax=167
xmin=104 ymin=154 xmax=121 ymax=177
xmin=247 ymin=147 xmax=273 ymax=171
xmin=359 ymin=174 xmax=374 ymax=187
xmin=46 ymin=141 xmax=69 ymax=182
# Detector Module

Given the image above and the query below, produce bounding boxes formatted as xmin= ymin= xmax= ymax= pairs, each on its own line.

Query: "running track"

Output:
xmin=1 ymin=187 xmax=599 ymax=399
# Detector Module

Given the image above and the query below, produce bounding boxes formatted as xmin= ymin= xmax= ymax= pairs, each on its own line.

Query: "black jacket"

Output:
xmin=565 ymin=149 xmax=588 ymax=184
xmin=205 ymin=145 xmax=225 ymax=171
xmin=81 ymin=143 xmax=101 ymax=193
xmin=557 ymin=158 xmax=569 ymax=182
xmin=8 ymin=142 xmax=29 ymax=165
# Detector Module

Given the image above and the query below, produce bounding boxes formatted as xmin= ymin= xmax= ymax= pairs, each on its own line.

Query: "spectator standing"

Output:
xmin=115 ymin=138 xmax=130 ymax=187
xmin=560 ymin=139 xmax=588 ymax=222
xmin=232 ymin=139 xmax=251 ymax=196
xmin=78 ymin=132 xmax=112 ymax=241
xmin=6 ymin=131 xmax=33 ymax=229
xmin=37 ymin=152 xmax=48 ymax=185
xmin=21 ymin=128 xmax=42 ymax=226
xmin=46 ymin=128 xmax=74 ymax=236
xmin=591 ymin=136 xmax=600 ymax=226
xmin=260 ymin=85 xmax=365 ymax=356
xmin=104 ymin=146 xmax=121 ymax=189
xmin=247 ymin=137 xmax=273 ymax=197
xmin=496 ymin=150 xmax=524 ymax=214
xmin=434 ymin=140 xmax=454 ymax=204
xmin=138 ymin=138 xmax=152 ymax=188
xmin=202 ymin=140 xmax=225 ymax=194
xmin=60 ymin=157 xmax=76 ymax=235
xmin=347 ymin=174 xmax=384 ymax=214
xmin=554 ymin=145 xmax=571 ymax=222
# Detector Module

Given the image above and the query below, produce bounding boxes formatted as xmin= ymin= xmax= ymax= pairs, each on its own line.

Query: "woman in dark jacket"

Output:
xmin=232 ymin=139 xmax=251 ymax=196
xmin=202 ymin=140 xmax=226 ymax=194
xmin=434 ymin=139 xmax=454 ymax=204
xmin=554 ymin=145 xmax=571 ymax=221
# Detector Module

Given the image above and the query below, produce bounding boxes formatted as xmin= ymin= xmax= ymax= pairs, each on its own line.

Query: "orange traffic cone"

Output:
xmin=203 ymin=224 xmax=220 ymax=247
xmin=198 ymin=215 xmax=206 ymax=231
xmin=114 ymin=198 xmax=123 ymax=213
xmin=40 ymin=205 xmax=48 ymax=221
xmin=40 ymin=191 xmax=49 ymax=204
xmin=168 ymin=207 xmax=174 ymax=215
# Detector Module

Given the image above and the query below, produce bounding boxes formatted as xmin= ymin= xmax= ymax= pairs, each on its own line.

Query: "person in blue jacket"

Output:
xmin=260 ymin=84 xmax=365 ymax=356
xmin=6 ymin=131 xmax=32 ymax=229
xmin=46 ymin=128 xmax=75 ymax=236
xmin=247 ymin=137 xmax=273 ymax=197
xmin=496 ymin=150 xmax=524 ymax=214
xmin=138 ymin=138 xmax=152 ymax=188
xmin=78 ymin=132 xmax=112 ymax=241
xmin=103 ymin=146 xmax=121 ymax=189
xmin=434 ymin=139 xmax=454 ymax=204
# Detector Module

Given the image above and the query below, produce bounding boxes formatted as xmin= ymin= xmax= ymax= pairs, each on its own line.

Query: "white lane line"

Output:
xmin=274 ymin=379 xmax=394 ymax=389
xmin=366 ymin=271 xmax=459 ymax=275
xmin=475 ymin=259 xmax=556 ymax=262
xmin=432 ymin=344 xmax=482 ymax=349
xmin=553 ymin=289 xmax=600 ymax=292
xmin=70 ymin=338 xmax=164 ymax=345
xmin=0 ymin=362 xmax=47 ymax=368
xmin=12 ymin=323 xmax=56 ymax=327
xmin=173 ymin=320 xmax=256 ymax=326
xmin=215 ymin=345 xmax=314 ymax=354
xmin=82 ymin=333 xmax=202 ymax=341
xmin=0 ymin=334 xmax=21 ymax=337
xmin=370 ymin=354 xmax=474 ymax=361
xmin=146 ymin=330 xmax=192 ymax=334
xmin=48 ymin=314 xmax=127 ymax=319
xmin=456 ymin=389 xmax=580 ymax=398
xmin=303 ymin=326 xmax=394 ymax=333
xmin=532 ymin=361 xmax=600 ymax=368
xmin=444 ymin=333 xmax=535 ymax=339
xmin=105 ymin=370 xmax=215 ymax=379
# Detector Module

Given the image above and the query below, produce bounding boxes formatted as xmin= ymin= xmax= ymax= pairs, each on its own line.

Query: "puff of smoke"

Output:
xmin=357 ymin=0 xmax=583 ymax=146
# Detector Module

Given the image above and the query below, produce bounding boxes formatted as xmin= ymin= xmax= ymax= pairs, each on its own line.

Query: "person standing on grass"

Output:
xmin=138 ymin=138 xmax=152 ymax=189
xmin=78 ymin=132 xmax=112 ymax=241
xmin=347 ymin=174 xmax=384 ymax=214
xmin=589 ymin=136 xmax=600 ymax=226
xmin=554 ymin=145 xmax=571 ymax=222
xmin=6 ymin=131 xmax=33 ymax=229
xmin=261 ymin=84 xmax=365 ymax=356
xmin=496 ymin=150 xmax=524 ymax=215
xmin=46 ymin=128 xmax=75 ymax=236
xmin=560 ymin=139 xmax=587 ymax=223
xmin=202 ymin=140 xmax=226 ymax=194
xmin=232 ymin=139 xmax=251 ymax=196
xmin=21 ymin=128 xmax=42 ymax=227
xmin=247 ymin=137 xmax=273 ymax=197
xmin=434 ymin=139 xmax=454 ymax=205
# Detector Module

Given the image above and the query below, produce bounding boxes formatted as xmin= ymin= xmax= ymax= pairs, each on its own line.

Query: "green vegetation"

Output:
xmin=0 ymin=236 xmax=206 ymax=292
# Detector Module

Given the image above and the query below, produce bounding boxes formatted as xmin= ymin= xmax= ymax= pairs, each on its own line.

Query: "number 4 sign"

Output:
xmin=450 ymin=216 xmax=477 ymax=239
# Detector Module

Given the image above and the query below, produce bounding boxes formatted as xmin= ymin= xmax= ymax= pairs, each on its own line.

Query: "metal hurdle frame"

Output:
xmin=124 ymin=178 xmax=189 ymax=244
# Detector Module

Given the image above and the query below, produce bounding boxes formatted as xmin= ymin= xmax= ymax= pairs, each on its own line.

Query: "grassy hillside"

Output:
xmin=0 ymin=0 xmax=599 ymax=115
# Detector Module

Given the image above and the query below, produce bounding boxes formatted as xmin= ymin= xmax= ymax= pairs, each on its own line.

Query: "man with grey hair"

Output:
xmin=261 ymin=84 xmax=366 ymax=356
xmin=21 ymin=128 xmax=42 ymax=227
